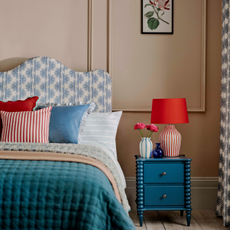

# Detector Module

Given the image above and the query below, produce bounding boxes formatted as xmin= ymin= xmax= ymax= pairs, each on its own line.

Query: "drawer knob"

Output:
xmin=162 ymin=172 xmax=167 ymax=176
xmin=163 ymin=194 xmax=167 ymax=198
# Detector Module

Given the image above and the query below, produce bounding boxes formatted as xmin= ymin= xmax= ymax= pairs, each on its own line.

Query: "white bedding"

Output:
xmin=82 ymin=143 xmax=126 ymax=188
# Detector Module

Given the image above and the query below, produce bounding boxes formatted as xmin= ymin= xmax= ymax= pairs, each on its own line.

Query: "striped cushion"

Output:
xmin=0 ymin=106 xmax=52 ymax=143
xmin=79 ymin=111 xmax=122 ymax=158
xmin=0 ymin=96 xmax=39 ymax=138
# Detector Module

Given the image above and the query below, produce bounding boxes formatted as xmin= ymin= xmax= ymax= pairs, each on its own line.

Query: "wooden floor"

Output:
xmin=130 ymin=210 xmax=229 ymax=230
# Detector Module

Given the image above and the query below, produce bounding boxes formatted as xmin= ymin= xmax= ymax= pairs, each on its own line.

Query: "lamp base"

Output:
xmin=159 ymin=125 xmax=181 ymax=157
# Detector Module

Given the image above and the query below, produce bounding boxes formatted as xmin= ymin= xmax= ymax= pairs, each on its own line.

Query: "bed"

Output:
xmin=0 ymin=57 xmax=135 ymax=230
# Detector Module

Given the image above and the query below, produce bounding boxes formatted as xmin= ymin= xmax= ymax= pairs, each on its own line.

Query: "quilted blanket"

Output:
xmin=0 ymin=143 xmax=135 ymax=230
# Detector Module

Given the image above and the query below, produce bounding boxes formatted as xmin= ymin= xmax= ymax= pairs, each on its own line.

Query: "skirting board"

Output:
xmin=125 ymin=177 xmax=218 ymax=211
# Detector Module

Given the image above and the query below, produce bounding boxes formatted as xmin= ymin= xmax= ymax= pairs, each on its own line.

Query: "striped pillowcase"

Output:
xmin=0 ymin=106 xmax=52 ymax=143
xmin=79 ymin=111 xmax=122 ymax=158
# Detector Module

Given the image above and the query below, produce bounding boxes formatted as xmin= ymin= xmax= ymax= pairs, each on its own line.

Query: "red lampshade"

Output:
xmin=151 ymin=98 xmax=189 ymax=124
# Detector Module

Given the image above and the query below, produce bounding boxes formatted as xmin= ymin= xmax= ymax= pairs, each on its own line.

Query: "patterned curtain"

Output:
xmin=216 ymin=0 xmax=230 ymax=226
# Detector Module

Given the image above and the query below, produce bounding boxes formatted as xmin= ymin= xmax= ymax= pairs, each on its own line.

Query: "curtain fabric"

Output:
xmin=216 ymin=0 xmax=230 ymax=226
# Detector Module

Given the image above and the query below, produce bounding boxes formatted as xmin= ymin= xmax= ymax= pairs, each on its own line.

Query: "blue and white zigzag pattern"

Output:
xmin=0 ymin=57 xmax=112 ymax=113
xmin=216 ymin=0 xmax=230 ymax=226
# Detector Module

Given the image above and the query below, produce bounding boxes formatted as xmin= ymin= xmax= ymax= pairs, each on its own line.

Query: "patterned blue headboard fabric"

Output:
xmin=0 ymin=57 xmax=112 ymax=112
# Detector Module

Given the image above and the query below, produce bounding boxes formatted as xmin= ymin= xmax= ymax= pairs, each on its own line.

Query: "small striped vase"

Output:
xmin=159 ymin=125 xmax=181 ymax=157
xmin=139 ymin=137 xmax=153 ymax=159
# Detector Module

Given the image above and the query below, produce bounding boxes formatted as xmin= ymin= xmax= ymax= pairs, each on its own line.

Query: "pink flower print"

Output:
xmin=150 ymin=0 xmax=170 ymax=10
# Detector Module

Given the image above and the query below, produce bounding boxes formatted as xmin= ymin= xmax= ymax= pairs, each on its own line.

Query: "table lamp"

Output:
xmin=151 ymin=98 xmax=189 ymax=157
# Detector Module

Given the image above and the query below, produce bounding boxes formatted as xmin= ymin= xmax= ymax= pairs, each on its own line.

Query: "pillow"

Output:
xmin=36 ymin=102 xmax=95 ymax=144
xmin=0 ymin=96 xmax=39 ymax=137
xmin=0 ymin=106 xmax=52 ymax=143
xmin=0 ymin=96 xmax=39 ymax=112
xmin=79 ymin=111 xmax=123 ymax=158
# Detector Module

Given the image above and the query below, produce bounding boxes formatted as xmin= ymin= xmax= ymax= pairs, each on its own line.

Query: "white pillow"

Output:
xmin=79 ymin=111 xmax=122 ymax=158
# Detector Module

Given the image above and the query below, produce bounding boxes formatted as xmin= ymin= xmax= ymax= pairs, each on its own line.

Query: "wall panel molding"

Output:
xmin=87 ymin=0 xmax=93 ymax=71
xmin=107 ymin=0 xmax=112 ymax=74
xmin=110 ymin=0 xmax=207 ymax=112
xmin=190 ymin=0 xmax=206 ymax=112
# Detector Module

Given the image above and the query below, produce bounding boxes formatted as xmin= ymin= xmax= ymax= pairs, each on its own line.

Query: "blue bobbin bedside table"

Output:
xmin=135 ymin=155 xmax=192 ymax=226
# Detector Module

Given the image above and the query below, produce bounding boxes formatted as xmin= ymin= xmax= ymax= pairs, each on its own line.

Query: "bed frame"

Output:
xmin=0 ymin=56 xmax=112 ymax=112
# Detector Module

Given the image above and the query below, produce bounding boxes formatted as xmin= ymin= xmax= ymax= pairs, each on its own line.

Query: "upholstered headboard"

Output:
xmin=0 ymin=57 xmax=112 ymax=112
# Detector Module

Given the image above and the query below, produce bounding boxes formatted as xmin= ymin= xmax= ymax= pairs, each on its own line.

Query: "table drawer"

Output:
xmin=144 ymin=163 xmax=184 ymax=184
xmin=144 ymin=186 xmax=185 ymax=206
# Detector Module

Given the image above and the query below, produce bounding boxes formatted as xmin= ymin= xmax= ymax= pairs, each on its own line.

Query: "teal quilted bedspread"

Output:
xmin=0 ymin=160 xmax=135 ymax=230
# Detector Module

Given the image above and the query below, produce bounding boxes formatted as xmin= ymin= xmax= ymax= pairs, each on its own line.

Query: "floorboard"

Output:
xmin=129 ymin=210 xmax=229 ymax=230
xmin=203 ymin=210 xmax=228 ymax=230
xmin=192 ymin=210 xmax=222 ymax=230
xmin=129 ymin=211 xmax=147 ymax=230
xmin=172 ymin=211 xmax=202 ymax=230
xmin=144 ymin=211 xmax=165 ymax=230
xmin=158 ymin=211 xmax=185 ymax=230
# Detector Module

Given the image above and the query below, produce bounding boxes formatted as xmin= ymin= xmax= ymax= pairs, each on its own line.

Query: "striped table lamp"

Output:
xmin=151 ymin=98 xmax=189 ymax=157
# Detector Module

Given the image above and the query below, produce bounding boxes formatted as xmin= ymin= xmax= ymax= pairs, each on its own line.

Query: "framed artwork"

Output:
xmin=141 ymin=0 xmax=173 ymax=34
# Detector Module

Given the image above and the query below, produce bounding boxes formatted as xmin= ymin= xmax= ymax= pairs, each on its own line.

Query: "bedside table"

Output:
xmin=135 ymin=155 xmax=192 ymax=226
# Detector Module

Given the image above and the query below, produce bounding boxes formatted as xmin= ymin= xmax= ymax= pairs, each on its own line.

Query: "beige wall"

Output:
xmin=0 ymin=0 xmax=221 ymax=177
xmin=117 ymin=0 xmax=221 ymax=177
xmin=0 ymin=0 xmax=89 ymax=71
xmin=112 ymin=0 xmax=205 ymax=112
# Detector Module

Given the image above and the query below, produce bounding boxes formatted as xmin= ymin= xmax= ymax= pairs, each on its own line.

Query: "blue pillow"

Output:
xmin=36 ymin=104 xmax=90 ymax=144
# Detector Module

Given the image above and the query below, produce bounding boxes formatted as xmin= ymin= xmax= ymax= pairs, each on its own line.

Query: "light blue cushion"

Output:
xmin=79 ymin=111 xmax=122 ymax=158
xmin=37 ymin=104 xmax=90 ymax=144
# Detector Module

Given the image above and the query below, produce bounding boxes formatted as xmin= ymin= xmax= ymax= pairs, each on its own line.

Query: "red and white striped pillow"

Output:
xmin=0 ymin=106 xmax=52 ymax=143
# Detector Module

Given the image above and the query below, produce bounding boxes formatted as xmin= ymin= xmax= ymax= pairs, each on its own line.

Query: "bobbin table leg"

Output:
xmin=186 ymin=210 xmax=191 ymax=226
xmin=136 ymin=159 xmax=144 ymax=226
xmin=185 ymin=160 xmax=192 ymax=226
xmin=137 ymin=211 xmax=143 ymax=226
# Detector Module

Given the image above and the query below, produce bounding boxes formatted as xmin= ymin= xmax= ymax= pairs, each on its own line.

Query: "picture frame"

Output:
xmin=141 ymin=0 xmax=173 ymax=34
